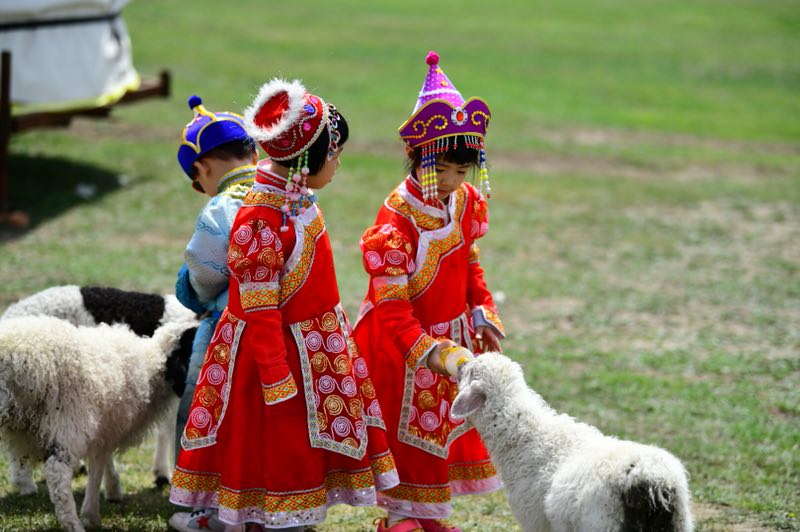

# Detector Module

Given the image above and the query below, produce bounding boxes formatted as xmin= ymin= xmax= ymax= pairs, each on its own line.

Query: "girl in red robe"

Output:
xmin=353 ymin=52 xmax=506 ymax=532
xmin=169 ymin=79 xmax=399 ymax=532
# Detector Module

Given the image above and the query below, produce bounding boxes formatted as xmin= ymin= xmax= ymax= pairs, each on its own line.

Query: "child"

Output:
xmin=352 ymin=51 xmax=506 ymax=532
xmin=173 ymin=95 xmax=258 ymax=460
xmin=169 ymin=79 xmax=399 ymax=532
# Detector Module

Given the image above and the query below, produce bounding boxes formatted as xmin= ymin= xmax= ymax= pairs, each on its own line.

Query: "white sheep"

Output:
xmin=1 ymin=285 xmax=196 ymax=492
xmin=0 ymin=315 xmax=196 ymax=532
xmin=451 ymin=352 xmax=693 ymax=532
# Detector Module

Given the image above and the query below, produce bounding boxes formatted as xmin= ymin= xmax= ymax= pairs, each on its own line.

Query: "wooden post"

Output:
xmin=0 ymin=50 xmax=11 ymax=213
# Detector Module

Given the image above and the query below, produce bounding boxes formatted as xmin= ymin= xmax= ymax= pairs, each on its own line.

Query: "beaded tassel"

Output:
xmin=478 ymin=139 xmax=491 ymax=199
xmin=280 ymin=151 xmax=311 ymax=231
xmin=420 ymin=142 xmax=437 ymax=204
xmin=420 ymin=137 xmax=453 ymax=204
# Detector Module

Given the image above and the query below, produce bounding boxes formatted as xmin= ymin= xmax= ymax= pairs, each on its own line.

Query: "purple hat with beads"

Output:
xmin=398 ymin=51 xmax=492 ymax=203
xmin=177 ymin=95 xmax=252 ymax=178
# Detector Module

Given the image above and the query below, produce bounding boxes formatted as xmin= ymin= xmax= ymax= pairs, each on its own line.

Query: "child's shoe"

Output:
xmin=374 ymin=517 xmax=424 ymax=531
xmin=169 ymin=508 xmax=236 ymax=532
xmin=418 ymin=518 xmax=462 ymax=532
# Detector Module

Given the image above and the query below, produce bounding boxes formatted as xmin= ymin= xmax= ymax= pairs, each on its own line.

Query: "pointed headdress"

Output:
xmin=398 ymin=51 xmax=492 ymax=202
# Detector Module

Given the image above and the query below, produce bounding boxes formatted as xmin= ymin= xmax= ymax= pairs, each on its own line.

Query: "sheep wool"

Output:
xmin=0 ymin=285 xmax=197 ymax=492
xmin=0 ymin=315 xmax=196 ymax=532
xmin=452 ymin=353 xmax=693 ymax=532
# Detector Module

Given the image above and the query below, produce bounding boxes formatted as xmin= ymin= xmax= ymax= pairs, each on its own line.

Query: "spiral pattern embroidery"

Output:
xmin=204 ymin=364 xmax=226 ymax=386
xmin=415 ymin=368 xmax=436 ymax=389
xmin=324 ymin=395 xmax=345 ymax=416
xmin=233 ymin=224 xmax=252 ymax=245
xmin=294 ymin=304 xmax=384 ymax=459
xmin=317 ymin=375 xmax=336 ymax=394
xmin=431 ymin=321 xmax=449 ymax=335
xmin=325 ymin=333 xmax=346 ymax=353
xmin=420 ymin=411 xmax=440 ymax=432
xmin=305 ymin=331 xmax=323 ymax=351
xmin=220 ymin=322 xmax=234 ymax=343
xmin=333 ymin=353 xmax=351 ymax=375
xmin=368 ymin=399 xmax=383 ymax=419
xmin=353 ymin=357 xmax=368 ymax=378
xmin=340 ymin=376 xmax=357 ymax=397
xmin=212 ymin=344 xmax=230 ymax=364
xmin=190 ymin=407 xmax=211 ymax=429
xmin=197 ymin=386 xmax=219 ymax=407
xmin=332 ymin=416 xmax=352 ymax=437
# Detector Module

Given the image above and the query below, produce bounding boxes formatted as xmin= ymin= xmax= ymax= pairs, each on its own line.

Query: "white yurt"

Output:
xmin=0 ymin=0 xmax=140 ymax=112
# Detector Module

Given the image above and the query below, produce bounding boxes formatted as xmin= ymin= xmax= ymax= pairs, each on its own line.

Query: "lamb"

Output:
xmin=0 ymin=315 xmax=196 ymax=532
xmin=451 ymin=352 xmax=693 ymax=532
xmin=1 ymin=285 xmax=196 ymax=492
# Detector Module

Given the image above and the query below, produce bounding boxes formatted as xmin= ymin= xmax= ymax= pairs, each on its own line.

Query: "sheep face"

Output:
xmin=451 ymin=352 xmax=526 ymax=419
xmin=164 ymin=327 xmax=196 ymax=397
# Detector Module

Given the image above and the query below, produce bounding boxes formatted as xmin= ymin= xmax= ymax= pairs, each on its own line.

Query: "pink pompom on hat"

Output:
xmin=398 ymin=51 xmax=492 ymax=202
xmin=413 ymin=50 xmax=465 ymax=111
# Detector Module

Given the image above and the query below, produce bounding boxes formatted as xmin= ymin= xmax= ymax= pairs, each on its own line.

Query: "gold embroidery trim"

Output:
xmin=386 ymin=191 xmax=445 ymax=231
xmin=173 ymin=467 xmax=385 ymax=512
xmin=279 ymin=212 xmax=325 ymax=303
xmin=407 ymin=187 xmax=467 ymax=298
xmin=374 ymin=282 xmax=409 ymax=303
xmin=240 ymin=286 xmax=279 ymax=311
xmin=449 ymin=461 xmax=497 ymax=482
xmin=370 ymin=451 xmax=397 ymax=477
xmin=262 ymin=374 xmax=298 ymax=405
xmin=406 ymin=334 xmax=437 ymax=369
xmin=381 ymin=483 xmax=450 ymax=504
xmin=469 ymin=243 xmax=480 ymax=264
xmin=481 ymin=306 xmax=506 ymax=336
xmin=243 ymin=190 xmax=312 ymax=210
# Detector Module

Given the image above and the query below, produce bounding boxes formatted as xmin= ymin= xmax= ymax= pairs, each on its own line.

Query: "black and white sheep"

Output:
xmin=0 ymin=315 xmax=196 ymax=532
xmin=1 ymin=285 xmax=196 ymax=492
xmin=451 ymin=353 xmax=693 ymax=532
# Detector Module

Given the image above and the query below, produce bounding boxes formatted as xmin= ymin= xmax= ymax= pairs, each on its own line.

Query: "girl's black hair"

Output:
xmin=406 ymin=135 xmax=480 ymax=176
xmin=277 ymin=109 xmax=349 ymax=175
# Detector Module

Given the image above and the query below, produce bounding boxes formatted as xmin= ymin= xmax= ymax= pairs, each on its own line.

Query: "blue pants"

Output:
xmin=175 ymin=314 xmax=218 ymax=460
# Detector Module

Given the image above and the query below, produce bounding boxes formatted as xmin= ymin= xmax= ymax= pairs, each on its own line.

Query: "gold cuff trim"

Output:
xmin=469 ymin=243 xmax=480 ymax=264
xmin=241 ymin=285 xmax=279 ymax=312
xmin=262 ymin=374 xmax=298 ymax=405
xmin=406 ymin=334 xmax=437 ymax=369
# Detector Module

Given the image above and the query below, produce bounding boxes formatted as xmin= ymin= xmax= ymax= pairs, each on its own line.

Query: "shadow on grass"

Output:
xmin=0 ymin=481 xmax=173 ymax=531
xmin=1 ymin=153 xmax=123 ymax=242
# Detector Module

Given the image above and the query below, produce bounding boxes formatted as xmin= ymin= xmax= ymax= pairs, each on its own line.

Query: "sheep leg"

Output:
xmin=153 ymin=409 xmax=175 ymax=487
xmin=8 ymin=452 xmax=38 ymax=495
xmin=103 ymin=457 xmax=122 ymax=502
xmin=79 ymin=452 xmax=108 ymax=528
xmin=43 ymin=452 xmax=84 ymax=532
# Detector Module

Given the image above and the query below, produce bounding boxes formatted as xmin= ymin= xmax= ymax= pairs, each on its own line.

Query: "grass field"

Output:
xmin=1 ymin=1 xmax=798 ymax=530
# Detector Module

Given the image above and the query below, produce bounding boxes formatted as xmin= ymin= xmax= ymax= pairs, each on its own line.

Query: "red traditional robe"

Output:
xmin=353 ymin=176 xmax=506 ymax=518
xmin=170 ymin=167 xmax=399 ymax=528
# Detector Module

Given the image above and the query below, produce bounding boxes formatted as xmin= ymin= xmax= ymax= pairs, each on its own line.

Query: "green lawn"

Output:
xmin=1 ymin=1 xmax=798 ymax=530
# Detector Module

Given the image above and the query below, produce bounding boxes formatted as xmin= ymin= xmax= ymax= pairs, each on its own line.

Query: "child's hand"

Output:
xmin=427 ymin=340 xmax=473 ymax=376
xmin=427 ymin=340 xmax=457 ymax=375
xmin=475 ymin=326 xmax=502 ymax=353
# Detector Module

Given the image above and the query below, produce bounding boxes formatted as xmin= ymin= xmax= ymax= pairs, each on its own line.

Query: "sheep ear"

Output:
xmin=451 ymin=380 xmax=486 ymax=419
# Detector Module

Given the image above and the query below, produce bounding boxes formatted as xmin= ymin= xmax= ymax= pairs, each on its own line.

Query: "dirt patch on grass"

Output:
xmin=504 ymin=199 xmax=799 ymax=369
xmin=693 ymin=502 xmax=776 ymax=531
xmin=536 ymin=126 xmax=800 ymax=156
xmin=491 ymin=150 xmax=784 ymax=183
xmin=347 ymin=131 xmax=796 ymax=183
xmin=67 ymin=116 xmax=177 ymax=143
